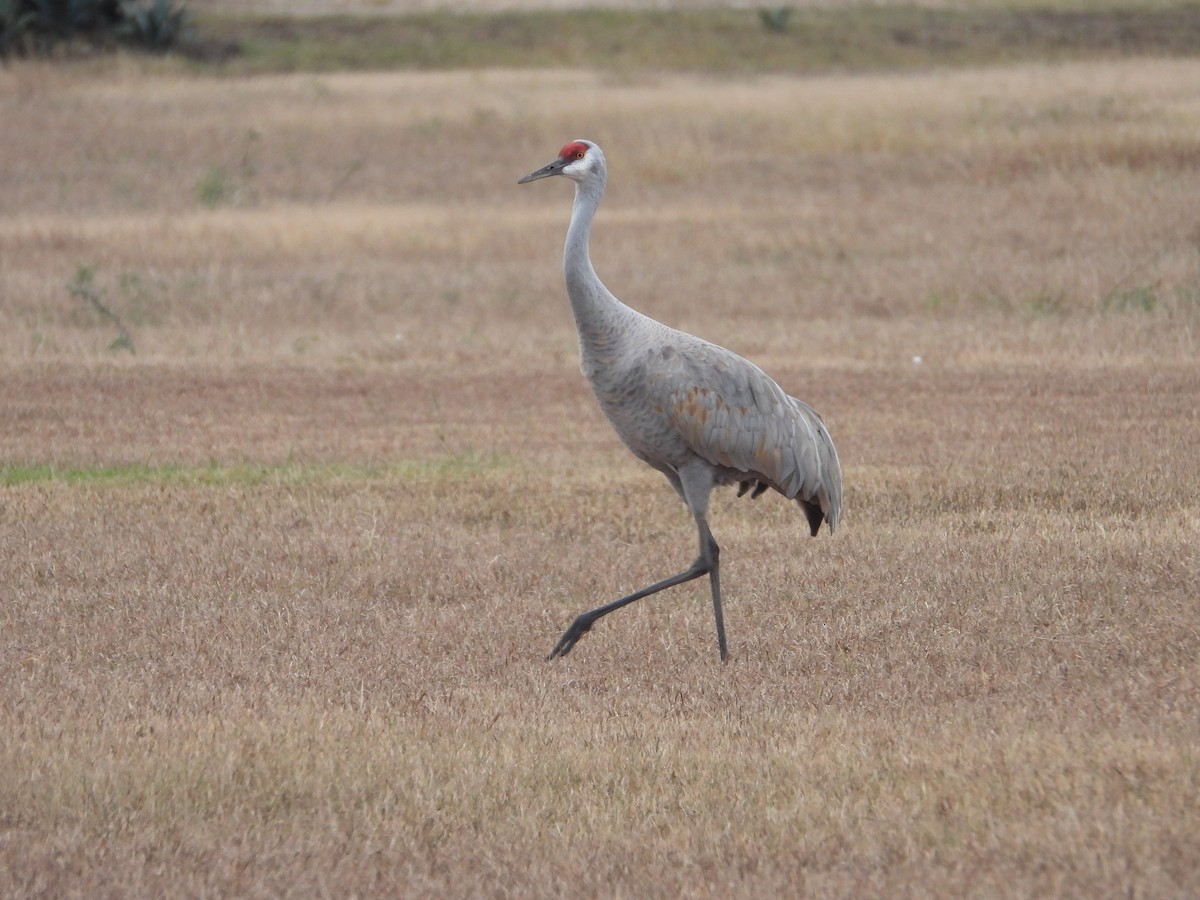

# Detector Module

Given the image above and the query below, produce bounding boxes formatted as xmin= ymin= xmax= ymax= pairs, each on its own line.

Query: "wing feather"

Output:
xmin=654 ymin=338 xmax=842 ymax=532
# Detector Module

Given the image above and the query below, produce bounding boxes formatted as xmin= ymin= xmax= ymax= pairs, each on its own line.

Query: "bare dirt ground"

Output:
xmin=2 ymin=58 xmax=1199 ymax=896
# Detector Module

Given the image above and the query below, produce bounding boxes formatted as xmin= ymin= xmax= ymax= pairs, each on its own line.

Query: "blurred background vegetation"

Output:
xmin=0 ymin=0 xmax=191 ymax=55
xmin=5 ymin=1 xmax=1200 ymax=73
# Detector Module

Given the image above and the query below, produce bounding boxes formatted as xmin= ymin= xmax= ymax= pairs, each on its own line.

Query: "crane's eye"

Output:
xmin=559 ymin=141 xmax=590 ymax=162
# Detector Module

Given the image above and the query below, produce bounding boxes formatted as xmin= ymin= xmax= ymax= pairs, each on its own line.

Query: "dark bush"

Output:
xmin=117 ymin=0 xmax=190 ymax=52
xmin=0 ymin=0 xmax=189 ymax=56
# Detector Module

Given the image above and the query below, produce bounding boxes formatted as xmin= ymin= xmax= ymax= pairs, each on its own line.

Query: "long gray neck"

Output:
xmin=563 ymin=171 xmax=636 ymax=361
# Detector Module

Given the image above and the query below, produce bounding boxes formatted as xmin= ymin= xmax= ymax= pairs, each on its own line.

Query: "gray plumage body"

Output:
xmin=520 ymin=140 xmax=842 ymax=660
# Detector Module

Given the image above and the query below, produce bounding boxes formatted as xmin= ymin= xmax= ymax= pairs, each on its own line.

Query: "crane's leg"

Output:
xmin=546 ymin=554 xmax=712 ymax=660
xmin=547 ymin=464 xmax=729 ymax=661
xmin=681 ymin=464 xmax=727 ymax=660
xmin=700 ymin=520 xmax=727 ymax=661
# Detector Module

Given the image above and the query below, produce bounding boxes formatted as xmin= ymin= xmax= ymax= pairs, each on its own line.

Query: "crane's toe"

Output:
xmin=546 ymin=613 xmax=596 ymax=660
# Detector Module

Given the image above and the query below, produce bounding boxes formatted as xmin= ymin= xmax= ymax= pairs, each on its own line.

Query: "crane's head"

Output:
xmin=518 ymin=140 xmax=603 ymax=185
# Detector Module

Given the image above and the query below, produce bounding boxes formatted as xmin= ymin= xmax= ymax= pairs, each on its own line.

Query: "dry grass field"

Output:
xmin=185 ymin=0 xmax=1200 ymax=15
xmin=3 ymin=51 xmax=1200 ymax=896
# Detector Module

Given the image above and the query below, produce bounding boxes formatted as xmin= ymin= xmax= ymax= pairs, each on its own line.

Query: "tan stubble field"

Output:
xmin=2 ymin=57 xmax=1199 ymax=895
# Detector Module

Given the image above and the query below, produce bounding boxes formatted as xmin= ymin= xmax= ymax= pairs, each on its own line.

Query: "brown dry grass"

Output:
xmin=2 ymin=57 xmax=1200 ymax=896
xmin=185 ymin=0 xmax=1197 ymax=15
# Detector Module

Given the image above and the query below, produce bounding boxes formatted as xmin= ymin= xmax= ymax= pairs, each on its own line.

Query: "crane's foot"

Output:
xmin=547 ymin=613 xmax=596 ymax=660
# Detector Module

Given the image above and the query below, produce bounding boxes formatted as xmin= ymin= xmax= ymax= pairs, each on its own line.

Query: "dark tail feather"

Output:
xmin=800 ymin=499 xmax=824 ymax=537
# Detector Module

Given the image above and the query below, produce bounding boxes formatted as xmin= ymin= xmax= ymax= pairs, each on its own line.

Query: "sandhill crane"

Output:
xmin=520 ymin=140 xmax=842 ymax=661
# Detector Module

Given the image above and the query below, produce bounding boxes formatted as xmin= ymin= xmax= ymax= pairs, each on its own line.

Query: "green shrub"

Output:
xmin=0 ymin=0 xmax=34 ymax=53
xmin=758 ymin=7 xmax=793 ymax=34
xmin=0 ymin=0 xmax=188 ymax=56
xmin=117 ymin=0 xmax=189 ymax=51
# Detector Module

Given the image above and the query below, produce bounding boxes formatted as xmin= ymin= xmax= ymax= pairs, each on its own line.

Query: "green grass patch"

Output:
xmin=0 ymin=452 xmax=514 ymax=488
xmin=190 ymin=5 xmax=1200 ymax=75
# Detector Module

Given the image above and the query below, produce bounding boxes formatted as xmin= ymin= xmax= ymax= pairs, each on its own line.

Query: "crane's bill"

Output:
xmin=518 ymin=158 xmax=568 ymax=184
